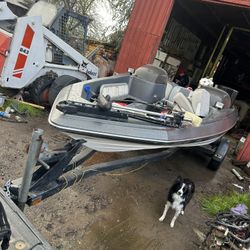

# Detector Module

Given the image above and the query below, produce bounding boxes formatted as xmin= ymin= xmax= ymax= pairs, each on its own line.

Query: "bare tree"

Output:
xmin=105 ymin=0 xmax=135 ymax=52
xmin=48 ymin=0 xmax=134 ymax=42
xmin=108 ymin=0 xmax=134 ymax=30
xmin=48 ymin=0 xmax=108 ymax=40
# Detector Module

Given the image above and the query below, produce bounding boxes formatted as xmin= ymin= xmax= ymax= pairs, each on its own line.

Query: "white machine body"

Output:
xmin=0 ymin=2 xmax=98 ymax=89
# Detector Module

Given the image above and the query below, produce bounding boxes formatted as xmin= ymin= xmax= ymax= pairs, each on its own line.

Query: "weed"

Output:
xmin=202 ymin=192 xmax=250 ymax=216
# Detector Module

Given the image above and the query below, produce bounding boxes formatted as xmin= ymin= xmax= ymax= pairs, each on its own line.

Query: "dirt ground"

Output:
xmin=0 ymin=115 xmax=242 ymax=250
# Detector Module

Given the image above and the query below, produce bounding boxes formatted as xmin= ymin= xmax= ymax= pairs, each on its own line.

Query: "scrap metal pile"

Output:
xmin=202 ymin=212 xmax=250 ymax=249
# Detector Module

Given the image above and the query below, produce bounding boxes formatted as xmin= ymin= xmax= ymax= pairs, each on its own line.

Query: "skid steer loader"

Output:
xmin=0 ymin=1 xmax=98 ymax=105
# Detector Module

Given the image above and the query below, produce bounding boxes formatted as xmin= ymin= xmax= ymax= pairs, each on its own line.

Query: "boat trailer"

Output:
xmin=4 ymin=128 xmax=229 ymax=210
xmin=0 ymin=129 xmax=229 ymax=249
xmin=5 ymin=129 xmax=180 ymax=211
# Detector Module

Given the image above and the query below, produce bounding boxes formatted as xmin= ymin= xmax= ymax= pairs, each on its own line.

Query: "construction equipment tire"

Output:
xmin=28 ymin=75 xmax=54 ymax=105
xmin=48 ymin=75 xmax=80 ymax=106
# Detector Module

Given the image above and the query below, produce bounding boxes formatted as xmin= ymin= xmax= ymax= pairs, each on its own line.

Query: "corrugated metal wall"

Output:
xmin=114 ymin=0 xmax=174 ymax=73
xmin=162 ymin=18 xmax=201 ymax=61
xmin=115 ymin=0 xmax=250 ymax=74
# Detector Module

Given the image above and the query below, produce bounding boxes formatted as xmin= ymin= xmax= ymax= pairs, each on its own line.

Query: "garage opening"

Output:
xmin=155 ymin=0 xmax=250 ymax=98
xmin=213 ymin=29 xmax=250 ymax=102
xmin=154 ymin=0 xmax=250 ymax=130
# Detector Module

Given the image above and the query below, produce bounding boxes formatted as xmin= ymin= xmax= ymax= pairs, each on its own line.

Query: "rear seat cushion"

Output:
xmin=165 ymin=82 xmax=177 ymax=100
xmin=166 ymin=85 xmax=192 ymax=108
xmin=191 ymin=88 xmax=210 ymax=117
xmin=201 ymin=86 xmax=231 ymax=108
xmin=168 ymin=86 xmax=192 ymax=102
xmin=173 ymin=92 xmax=194 ymax=113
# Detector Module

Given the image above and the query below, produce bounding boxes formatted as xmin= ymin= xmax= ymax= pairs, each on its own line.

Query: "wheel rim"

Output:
xmin=40 ymin=88 xmax=50 ymax=103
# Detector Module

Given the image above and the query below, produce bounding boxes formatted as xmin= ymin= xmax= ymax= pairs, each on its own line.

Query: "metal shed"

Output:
xmin=114 ymin=0 xmax=250 ymax=73
xmin=115 ymin=0 xmax=174 ymax=73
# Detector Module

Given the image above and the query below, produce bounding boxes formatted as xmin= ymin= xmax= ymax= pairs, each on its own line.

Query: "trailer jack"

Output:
xmin=5 ymin=129 xmax=178 ymax=210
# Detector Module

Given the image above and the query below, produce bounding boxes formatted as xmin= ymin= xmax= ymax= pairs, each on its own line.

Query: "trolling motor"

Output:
xmin=84 ymin=85 xmax=112 ymax=111
xmin=0 ymin=202 xmax=11 ymax=250
xmin=96 ymin=94 xmax=112 ymax=111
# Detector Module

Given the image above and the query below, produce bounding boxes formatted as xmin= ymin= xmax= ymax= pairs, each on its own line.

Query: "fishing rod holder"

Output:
xmin=56 ymin=100 xmax=185 ymax=128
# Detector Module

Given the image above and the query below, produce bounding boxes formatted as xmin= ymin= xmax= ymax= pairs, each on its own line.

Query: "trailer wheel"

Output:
xmin=48 ymin=75 xmax=80 ymax=106
xmin=28 ymin=76 xmax=54 ymax=105
xmin=207 ymin=138 xmax=229 ymax=171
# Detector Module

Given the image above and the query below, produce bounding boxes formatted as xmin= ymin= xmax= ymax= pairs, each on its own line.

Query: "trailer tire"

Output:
xmin=28 ymin=76 xmax=54 ymax=105
xmin=207 ymin=138 xmax=229 ymax=171
xmin=48 ymin=75 xmax=80 ymax=106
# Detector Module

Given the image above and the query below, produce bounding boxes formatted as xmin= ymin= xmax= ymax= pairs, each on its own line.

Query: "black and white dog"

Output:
xmin=159 ymin=176 xmax=195 ymax=228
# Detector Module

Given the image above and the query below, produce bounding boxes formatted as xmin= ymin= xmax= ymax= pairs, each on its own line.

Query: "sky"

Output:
xmin=95 ymin=2 xmax=116 ymax=29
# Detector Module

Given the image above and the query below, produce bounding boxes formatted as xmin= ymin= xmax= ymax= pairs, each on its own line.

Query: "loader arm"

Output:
xmin=43 ymin=27 xmax=98 ymax=79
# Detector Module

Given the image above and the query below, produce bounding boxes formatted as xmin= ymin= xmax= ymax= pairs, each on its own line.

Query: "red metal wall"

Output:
xmin=114 ymin=0 xmax=174 ymax=73
xmin=236 ymin=133 xmax=250 ymax=161
xmin=115 ymin=0 xmax=250 ymax=73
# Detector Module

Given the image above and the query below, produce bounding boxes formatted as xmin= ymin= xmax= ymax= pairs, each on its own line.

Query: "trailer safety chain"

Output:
xmin=0 ymin=202 xmax=11 ymax=250
xmin=3 ymin=180 xmax=11 ymax=198
xmin=61 ymin=175 xmax=69 ymax=191
xmin=61 ymin=169 xmax=86 ymax=191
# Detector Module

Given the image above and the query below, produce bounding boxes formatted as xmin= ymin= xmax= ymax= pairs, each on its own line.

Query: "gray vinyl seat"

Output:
xmin=99 ymin=80 xmax=211 ymax=117
xmin=164 ymin=82 xmax=177 ymax=100
xmin=191 ymin=88 xmax=210 ymax=117
xmin=173 ymin=92 xmax=194 ymax=113
xmin=168 ymin=85 xmax=191 ymax=102
xmin=201 ymin=86 xmax=232 ymax=108
xmin=173 ymin=88 xmax=210 ymax=117
xmin=165 ymin=84 xmax=192 ymax=110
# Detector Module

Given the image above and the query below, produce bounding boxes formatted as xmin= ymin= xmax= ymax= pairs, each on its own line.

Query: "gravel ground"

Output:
xmin=0 ymin=115 xmax=241 ymax=250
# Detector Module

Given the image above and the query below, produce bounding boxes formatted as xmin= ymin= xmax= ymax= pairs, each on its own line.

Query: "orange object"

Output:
xmin=0 ymin=30 xmax=11 ymax=75
xmin=236 ymin=133 xmax=250 ymax=162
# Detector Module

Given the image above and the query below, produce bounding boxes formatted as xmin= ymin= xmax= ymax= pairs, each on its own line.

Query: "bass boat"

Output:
xmin=48 ymin=65 xmax=238 ymax=152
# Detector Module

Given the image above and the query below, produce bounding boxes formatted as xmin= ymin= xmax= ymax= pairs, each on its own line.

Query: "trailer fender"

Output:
xmin=207 ymin=137 xmax=229 ymax=171
xmin=213 ymin=137 xmax=229 ymax=162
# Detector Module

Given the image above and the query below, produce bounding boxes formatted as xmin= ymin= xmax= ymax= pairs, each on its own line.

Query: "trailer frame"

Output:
xmin=5 ymin=129 xmax=179 ymax=210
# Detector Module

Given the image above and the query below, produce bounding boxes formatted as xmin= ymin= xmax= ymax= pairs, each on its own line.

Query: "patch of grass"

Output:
xmin=2 ymin=99 xmax=44 ymax=117
xmin=201 ymin=192 xmax=250 ymax=216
